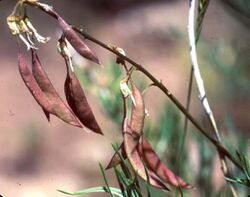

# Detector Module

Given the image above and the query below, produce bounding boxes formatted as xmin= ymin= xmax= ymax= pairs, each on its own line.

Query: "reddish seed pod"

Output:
xmin=130 ymin=83 xmax=145 ymax=136
xmin=123 ymin=123 xmax=169 ymax=190
xmin=64 ymin=68 xmax=103 ymax=135
xmin=138 ymin=137 xmax=193 ymax=189
xmin=105 ymin=142 xmax=127 ymax=170
xmin=42 ymin=108 xmax=50 ymax=122
xmin=58 ymin=17 xmax=100 ymax=64
xmin=18 ymin=53 xmax=53 ymax=116
xmin=31 ymin=49 xmax=82 ymax=127
xmin=107 ymin=87 xmax=145 ymax=169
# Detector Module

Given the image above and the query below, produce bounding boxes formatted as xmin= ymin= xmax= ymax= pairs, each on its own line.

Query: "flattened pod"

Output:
xmin=123 ymin=124 xmax=169 ymax=190
xmin=31 ymin=49 xmax=82 ymax=127
xmin=58 ymin=17 xmax=100 ymax=64
xmin=138 ymin=137 xmax=193 ymax=189
xmin=18 ymin=53 xmax=52 ymax=116
xmin=130 ymin=83 xmax=145 ymax=136
xmin=64 ymin=70 xmax=103 ymax=135
xmin=105 ymin=142 xmax=126 ymax=170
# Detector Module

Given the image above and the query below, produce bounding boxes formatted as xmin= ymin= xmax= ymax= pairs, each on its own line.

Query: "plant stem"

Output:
xmin=188 ymin=0 xmax=237 ymax=195
xmin=177 ymin=67 xmax=194 ymax=175
xmin=24 ymin=0 xmax=243 ymax=172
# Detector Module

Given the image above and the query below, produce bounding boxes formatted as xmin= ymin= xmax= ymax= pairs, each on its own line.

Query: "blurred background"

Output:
xmin=0 ymin=0 xmax=250 ymax=196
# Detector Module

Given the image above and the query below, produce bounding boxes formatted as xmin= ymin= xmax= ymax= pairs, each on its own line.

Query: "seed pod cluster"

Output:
xmin=107 ymin=132 xmax=193 ymax=189
xmin=18 ymin=51 xmax=82 ymax=127
xmin=57 ymin=17 xmax=100 ymax=64
xmin=106 ymin=83 xmax=193 ymax=190
xmin=31 ymin=49 xmax=81 ymax=127
xmin=18 ymin=53 xmax=53 ymax=114
xmin=12 ymin=4 xmax=193 ymax=191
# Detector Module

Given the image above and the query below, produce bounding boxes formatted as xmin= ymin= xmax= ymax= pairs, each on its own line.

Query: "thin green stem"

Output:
xmin=177 ymin=67 xmax=194 ymax=175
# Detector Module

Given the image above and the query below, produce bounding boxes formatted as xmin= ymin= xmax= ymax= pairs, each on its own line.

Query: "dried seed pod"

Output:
xmin=42 ymin=108 xmax=50 ymax=122
xmin=130 ymin=83 xmax=145 ymax=136
xmin=31 ymin=49 xmax=82 ymax=127
xmin=105 ymin=142 xmax=126 ymax=170
xmin=124 ymin=124 xmax=169 ymax=190
xmin=18 ymin=52 xmax=53 ymax=116
xmin=58 ymin=17 xmax=100 ymax=64
xmin=64 ymin=66 xmax=103 ymax=135
xmin=138 ymin=137 xmax=193 ymax=189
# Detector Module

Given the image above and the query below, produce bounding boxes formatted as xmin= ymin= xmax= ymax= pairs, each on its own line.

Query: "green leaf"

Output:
xmin=114 ymin=166 xmax=128 ymax=197
xmin=196 ymin=0 xmax=210 ymax=42
xmin=57 ymin=186 xmax=123 ymax=196
xmin=99 ymin=163 xmax=113 ymax=197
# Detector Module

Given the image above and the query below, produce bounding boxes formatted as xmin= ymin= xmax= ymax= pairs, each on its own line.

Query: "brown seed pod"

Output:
xmin=18 ymin=52 xmax=53 ymax=116
xmin=130 ymin=83 xmax=145 ymax=136
xmin=64 ymin=66 xmax=103 ymax=135
xmin=138 ymin=136 xmax=193 ymax=189
xmin=123 ymin=123 xmax=169 ymax=190
xmin=31 ymin=49 xmax=82 ymax=127
xmin=58 ymin=17 xmax=100 ymax=64
xmin=105 ymin=142 xmax=126 ymax=170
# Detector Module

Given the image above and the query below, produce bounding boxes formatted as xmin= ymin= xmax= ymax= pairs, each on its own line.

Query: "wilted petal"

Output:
xmin=24 ymin=17 xmax=50 ymax=44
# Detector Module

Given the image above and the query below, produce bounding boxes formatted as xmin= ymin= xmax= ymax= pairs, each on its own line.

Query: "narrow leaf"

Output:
xmin=99 ymin=163 xmax=114 ymax=197
xmin=58 ymin=186 xmax=123 ymax=197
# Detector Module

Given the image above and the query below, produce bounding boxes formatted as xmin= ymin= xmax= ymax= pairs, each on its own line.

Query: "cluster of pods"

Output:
xmin=106 ymin=82 xmax=193 ymax=190
xmin=8 ymin=0 xmax=193 ymax=192
xmin=11 ymin=10 xmax=103 ymax=135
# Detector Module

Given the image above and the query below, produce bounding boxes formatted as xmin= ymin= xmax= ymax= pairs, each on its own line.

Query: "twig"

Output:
xmin=188 ymin=0 xmax=237 ymax=196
